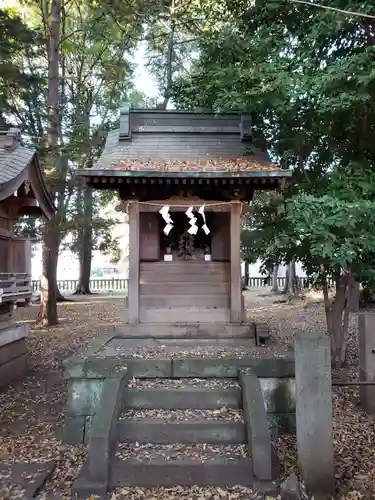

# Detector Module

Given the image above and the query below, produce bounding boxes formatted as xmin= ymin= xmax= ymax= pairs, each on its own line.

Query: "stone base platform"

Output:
xmin=0 ymin=323 xmax=30 ymax=388
xmin=62 ymin=332 xmax=296 ymax=447
xmin=115 ymin=321 xmax=256 ymax=339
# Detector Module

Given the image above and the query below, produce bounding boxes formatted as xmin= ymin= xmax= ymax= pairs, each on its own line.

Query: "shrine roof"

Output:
xmin=77 ymin=108 xmax=292 ymax=179
xmin=0 ymin=128 xmax=56 ymax=218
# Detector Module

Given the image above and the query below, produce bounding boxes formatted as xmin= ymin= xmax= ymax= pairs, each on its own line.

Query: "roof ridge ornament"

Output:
xmin=119 ymin=104 xmax=132 ymax=140
xmin=0 ymin=127 xmax=22 ymax=150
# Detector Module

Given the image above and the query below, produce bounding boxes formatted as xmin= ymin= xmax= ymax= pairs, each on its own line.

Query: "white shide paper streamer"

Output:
xmin=198 ymin=204 xmax=210 ymax=235
xmin=185 ymin=206 xmax=198 ymax=235
xmin=159 ymin=205 xmax=174 ymax=235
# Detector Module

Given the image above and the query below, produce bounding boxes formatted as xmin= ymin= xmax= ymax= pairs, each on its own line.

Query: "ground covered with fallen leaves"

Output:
xmin=0 ymin=291 xmax=373 ymax=499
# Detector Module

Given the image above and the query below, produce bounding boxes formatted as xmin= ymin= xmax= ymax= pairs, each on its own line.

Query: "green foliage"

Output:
xmin=169 ymin=0 xmax=375 ymax=290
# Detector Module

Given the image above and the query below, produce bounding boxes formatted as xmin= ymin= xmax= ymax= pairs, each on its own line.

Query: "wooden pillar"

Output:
xmin=230 ymin=201 xmax=242 ymax=322
xmin=128 ymin=202 xmax=140 ymax=325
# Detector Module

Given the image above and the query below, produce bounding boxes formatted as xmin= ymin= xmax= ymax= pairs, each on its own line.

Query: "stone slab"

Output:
xmin=101 ymin=337 xmax=257 ymax=357
xmin=61 ymin=415 xmax=86 ymax=445
xmin=0 ymin=337 xmax=27 ymax=366
xmin=126 ymin=359 xmax=172 ymax=378
xmin=115 ymin=323 xmax=254 ymax=339
xmin=110 ymin=457 xmax=254 ymax=487
xmin=0 ymin=461 xmax=55 ymax=498
xmin=0 ymin=323 xmax=29 ymax=348
xmin=117 ymin=420 xmax=246 ymax=444
xmin=63 ymin=332 xmax=116 ymax=377
xmin=0 ymin=352 xmax=29 ymax=388
xmin=66 ymin=378 xmax=105 ymax=416
xmin=172 ymin=357 xmax=294 ymax=378
xmin=240 ymin=369 xmax=273 ymax=481
xmin=72 ymin=369 xmax=129 ymax=498
xmin=295 ymin=332 xmax=334 ymax=496
xmin=125 ymin=387 xmax=242 ymax=410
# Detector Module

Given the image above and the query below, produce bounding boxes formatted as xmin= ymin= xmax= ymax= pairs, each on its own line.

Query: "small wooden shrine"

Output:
xmin=77 ymin=107 xmax=291 ymax=329
xmin=0 ymin=127 xmax=55 ymax=386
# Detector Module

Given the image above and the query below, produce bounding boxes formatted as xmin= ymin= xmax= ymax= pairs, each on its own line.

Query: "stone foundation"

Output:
xmin=0 ymin=323 xmax=30 ymax=388
xmin=62 ymin=334 xmax=296 ymax=444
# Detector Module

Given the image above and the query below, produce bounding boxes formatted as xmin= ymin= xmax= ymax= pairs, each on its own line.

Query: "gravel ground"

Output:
xmin=119 ymin=408 xmax=244 ymax=422
xmin=0 ymin=291 xmax=374 ymax=500
xmin=0 ymin=297 xmax=122 ymax=499
xmin=115 ymin=443 xmax=249 ymax=461
xmin=128 ymin=377 xmax=240 ymax=389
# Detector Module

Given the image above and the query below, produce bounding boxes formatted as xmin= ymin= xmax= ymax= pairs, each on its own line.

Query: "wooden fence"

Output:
xmin=31 ymin=276 xmax=335 ymax=293
xmin=31 ymin=278 xmax=129 ymax=293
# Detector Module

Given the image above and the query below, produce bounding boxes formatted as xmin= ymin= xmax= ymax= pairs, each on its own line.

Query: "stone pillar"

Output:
xmin=358 ymin=313 xmax=375 ymax=413
xmin=230 ymin=201 xmax=242 ymax=323
xmin=294 ymin=332 xmax=334 ymax=497
xmin=128 ymin=202 xmax=140 ymax=325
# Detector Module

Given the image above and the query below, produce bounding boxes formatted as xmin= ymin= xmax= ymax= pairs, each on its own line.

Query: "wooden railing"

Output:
xmin=30 ymin=276 xmax=335 ymax=293
xmin=32 ymin=278 xmax=129 ymax=293
xmin=0 ymin=273 xmax=33 ymax=302
xmin=246 ymin=276 xmax=335 ymax=288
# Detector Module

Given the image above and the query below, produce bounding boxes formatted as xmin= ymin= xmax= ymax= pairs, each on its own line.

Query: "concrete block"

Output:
xmin=239 ymin=368 xmax=273 ymax=481
xmin=117 ymin=420 xmax=246 ymax=444
xmin=358 ymin=314 xmax=375 ymax=413
xmin=294 ymin=332 xmax=334 ymax=497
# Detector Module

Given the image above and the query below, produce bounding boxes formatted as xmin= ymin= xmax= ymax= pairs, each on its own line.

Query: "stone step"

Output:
xmin=115 ymin=323 xmax=254 ymax=339
xmin=140 ymin=282 xmax=230 ymax=295
xmin=139 ymin=294 xmax=230 ymax=308
xmin=128 ymin=377 xmax=240 ymax=389
xmin=140 ymin=272 xmax=229 ymax=282
xmin=111 ymin=443 xmax=253 ymax=487
xmin=125 ymin=387 xmax=242 ymax=410
xmin=140 ymin=262 xmax=229 ymax=270
xmin=139 ymin=307 xmax=230 ymax=323
xmin=117 ymin=408 xmax=245 ymax=444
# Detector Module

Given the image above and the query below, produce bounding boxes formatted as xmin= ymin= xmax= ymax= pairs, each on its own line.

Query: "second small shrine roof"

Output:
xmin=77 ymin=107 xmax=292 ymax=181
xmin=0 ymin=128 xmax=55 ymax=218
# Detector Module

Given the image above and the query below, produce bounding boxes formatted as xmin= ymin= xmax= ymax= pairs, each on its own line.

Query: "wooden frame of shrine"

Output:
xmin=76 ymin=107 xmax=292 ymax=332
xmin=0 ymin=127 xmax=55 ymax=386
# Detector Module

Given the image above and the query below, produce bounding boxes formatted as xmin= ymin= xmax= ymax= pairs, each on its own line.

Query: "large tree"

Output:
xmin=168 ymin=0 xmax=375 ymax=365
xmin=2 ymin=0 xmax=147 ymax=323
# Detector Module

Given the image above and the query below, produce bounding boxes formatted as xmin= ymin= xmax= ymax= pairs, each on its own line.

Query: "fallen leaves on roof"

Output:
xmin=111 ymin=157 xmax=280 ymax=172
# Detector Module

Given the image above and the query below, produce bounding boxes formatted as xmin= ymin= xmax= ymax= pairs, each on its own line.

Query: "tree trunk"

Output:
xmin=348 ymin=280 xmax=360 ymax=312
xmin=282 ymin=259 xmax=299 ymax=295
xmin=243 ymin=261 xmax=249 ymax=289
xmin=37 ymin=0 xmax=61 ymax=326
xmin=37 ymin=224 xmax=59 ymax=326
xmin=74 ymin=180 xmax=93 ymax=295
xmin=323 ymin=273 xmax=351 ymax=367
xmin=271 ymin=263 xmax=279 ymax=292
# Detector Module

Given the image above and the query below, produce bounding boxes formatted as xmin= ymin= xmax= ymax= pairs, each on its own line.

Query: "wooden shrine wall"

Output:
xmin=139 ymin=212 xmax=160 ymax=261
